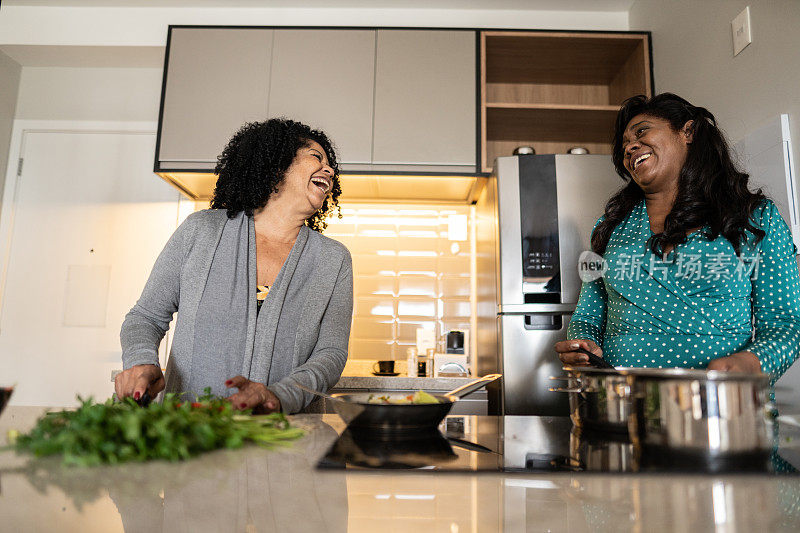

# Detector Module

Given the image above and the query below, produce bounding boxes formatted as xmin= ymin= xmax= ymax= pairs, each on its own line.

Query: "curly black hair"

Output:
xmin=592 ymin=93 xmax=766 ymax=256
xmin=210 ymin=118 xmax=342 ymax=232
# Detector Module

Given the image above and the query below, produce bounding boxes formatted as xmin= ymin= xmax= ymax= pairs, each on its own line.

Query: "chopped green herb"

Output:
xmin=11 ymin=389 xmax=304 ymax=467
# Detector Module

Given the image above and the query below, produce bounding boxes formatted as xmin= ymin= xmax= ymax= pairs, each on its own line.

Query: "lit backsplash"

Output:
xmin=325 ymin=203 xmax=474 ymax=361
xmin=191 ymin=199 xmax=475 ymax=364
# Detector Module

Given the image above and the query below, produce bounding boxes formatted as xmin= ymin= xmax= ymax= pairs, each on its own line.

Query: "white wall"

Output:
xmin=16 ymin=67 xmax=163 ymax=122
xmin=629 ymin=0 xmax=800 ymax=411
xmin=0 ymin=6 xmax=629 ymax=47
xmin=0 ymin=51 xmax=21 ymax=220
xmin=629 ymin=0 xmax=800 ymax=182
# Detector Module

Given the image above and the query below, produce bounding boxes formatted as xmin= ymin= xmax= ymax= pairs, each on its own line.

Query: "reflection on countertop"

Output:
xmin=1 ymin=407 xmax=800 ymax=532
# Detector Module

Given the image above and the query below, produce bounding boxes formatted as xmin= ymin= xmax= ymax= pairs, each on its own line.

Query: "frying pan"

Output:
xmin=296 ymin=374 xmax=501 ymax=433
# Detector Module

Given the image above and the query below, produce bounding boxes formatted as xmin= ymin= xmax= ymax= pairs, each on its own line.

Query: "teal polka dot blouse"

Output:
xmin=567 ymin=199 xmax=800 ymax=381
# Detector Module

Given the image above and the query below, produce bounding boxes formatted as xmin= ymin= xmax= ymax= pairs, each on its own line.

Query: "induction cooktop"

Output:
xmin=318 ymin=416 xmax=800 ymax=475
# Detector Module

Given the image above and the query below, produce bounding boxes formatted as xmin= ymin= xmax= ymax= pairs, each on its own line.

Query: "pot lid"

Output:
xmin=562 ymin=366 xmax=770 ymax=382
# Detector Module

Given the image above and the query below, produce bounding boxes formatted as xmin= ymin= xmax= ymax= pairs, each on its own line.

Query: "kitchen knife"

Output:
xmin=135 ymin=390 xmax=152 ymax=408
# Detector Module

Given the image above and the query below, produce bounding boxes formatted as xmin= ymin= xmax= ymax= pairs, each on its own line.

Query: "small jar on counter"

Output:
xmin=406 ymin=347 xmax=418 ymax=377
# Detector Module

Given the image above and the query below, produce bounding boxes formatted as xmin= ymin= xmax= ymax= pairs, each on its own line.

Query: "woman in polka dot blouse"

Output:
xmin=555 ymin=93 xmax=800 ymax=383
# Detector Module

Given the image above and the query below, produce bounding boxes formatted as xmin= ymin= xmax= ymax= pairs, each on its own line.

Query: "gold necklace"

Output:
xmin=256 ymin=285 xmax=270 ymax=300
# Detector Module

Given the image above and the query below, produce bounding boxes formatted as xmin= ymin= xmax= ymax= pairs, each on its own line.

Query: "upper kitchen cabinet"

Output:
xmin=372 ymin=30 xmax=476 ymax=172
xmin=155 ymin=27 xmax=652 ymax=199
xmin=480 ymin=31 xmax=651 ymax=172
xmin=268 ymin=29 xmax=376 ymax=165
xmin=157 ymin=28 xmax=273 ymax=171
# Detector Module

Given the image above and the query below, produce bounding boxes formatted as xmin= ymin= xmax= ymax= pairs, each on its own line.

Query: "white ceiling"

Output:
xmin=0 ymin=0 xmax=635 ymax=67
xmin=4 ymin=0 xmax=636 ymax=11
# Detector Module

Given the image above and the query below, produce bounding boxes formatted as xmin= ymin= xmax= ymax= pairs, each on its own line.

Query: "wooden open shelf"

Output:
xmin=480 ymin=31 xmax=651 ymax=171
xmin=486 ymin=105 xmax=618 ymax=142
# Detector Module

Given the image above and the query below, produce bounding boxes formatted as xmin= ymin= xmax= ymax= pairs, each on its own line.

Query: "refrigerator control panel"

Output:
xmin=518 ymin=155 xmax=560 ymax=294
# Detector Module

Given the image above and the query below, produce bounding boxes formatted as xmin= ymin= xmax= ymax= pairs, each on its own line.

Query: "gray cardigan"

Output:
xmin=120 ymin=209 xmax=353 ymax=413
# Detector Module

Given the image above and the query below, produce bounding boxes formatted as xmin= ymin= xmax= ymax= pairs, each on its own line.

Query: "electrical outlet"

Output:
xmin=731 ymin=6 xmax=752 ymax=56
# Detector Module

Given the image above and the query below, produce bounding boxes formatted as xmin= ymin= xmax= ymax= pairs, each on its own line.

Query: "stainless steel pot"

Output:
xmin=551 ymin=367 xmax=636 ymax=434
xmin=631 ymin=368 xmax=772 ymax=456
xmin=553 ymin=366 xmax=774 ymax=458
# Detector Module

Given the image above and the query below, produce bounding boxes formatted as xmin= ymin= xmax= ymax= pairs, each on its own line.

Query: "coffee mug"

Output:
xmin=446 ymin=330 xmax=465 ymax=354
xmin=373 ymin=360 xmax=395 ymax=374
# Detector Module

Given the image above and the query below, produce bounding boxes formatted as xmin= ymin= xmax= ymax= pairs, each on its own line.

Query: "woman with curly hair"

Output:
xmin=116 ymin=118 xmax=352 ymax=414
xmin=555 ymin=93 xmax=800 ymax=381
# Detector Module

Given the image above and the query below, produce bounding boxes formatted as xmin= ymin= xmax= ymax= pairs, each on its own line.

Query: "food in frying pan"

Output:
xmin=367 ymin=390 xmax=440 ymax=405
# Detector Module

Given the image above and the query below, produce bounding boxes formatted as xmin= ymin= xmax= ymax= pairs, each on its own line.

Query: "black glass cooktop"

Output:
xmin=318 ymin=416 xmax=800 ymax=475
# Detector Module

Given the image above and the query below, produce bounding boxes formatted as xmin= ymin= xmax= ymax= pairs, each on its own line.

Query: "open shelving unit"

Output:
xmin=480 ymin=31 xmax=652 ymax=172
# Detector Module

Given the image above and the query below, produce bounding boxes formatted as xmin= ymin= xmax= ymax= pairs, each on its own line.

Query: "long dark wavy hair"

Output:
xmin=210 ymin=118 xmax=342 ymax=232
xmin=592 ymin=93 xmax=766 ymax=256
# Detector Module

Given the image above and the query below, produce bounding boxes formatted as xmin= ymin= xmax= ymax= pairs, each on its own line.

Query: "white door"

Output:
xmin=0 ymin=129 xmax=181 ymax=406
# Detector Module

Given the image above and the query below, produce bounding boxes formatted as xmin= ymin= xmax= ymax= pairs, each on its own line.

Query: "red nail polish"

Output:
xmin=134 ymin=391 xmax=140 ymax=400
xmin=225 ymin=380 xmax=232 ymax=386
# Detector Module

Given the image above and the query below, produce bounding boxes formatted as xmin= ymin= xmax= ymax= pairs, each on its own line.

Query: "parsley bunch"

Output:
xmin=11 ymin=390 xmax=304 ymax=467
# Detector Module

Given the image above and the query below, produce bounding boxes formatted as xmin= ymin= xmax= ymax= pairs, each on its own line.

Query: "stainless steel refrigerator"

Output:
xmin=475 ymin=154 xmax=624 ymax=415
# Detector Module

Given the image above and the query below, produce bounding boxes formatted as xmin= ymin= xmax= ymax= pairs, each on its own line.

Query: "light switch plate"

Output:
xmin=732 ymin=6 xmax=752 ymax=56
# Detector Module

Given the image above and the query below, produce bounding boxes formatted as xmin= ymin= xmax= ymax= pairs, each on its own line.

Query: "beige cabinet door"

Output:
xmin=373 ymin=30 xmax=476 ymax=168
xmin=158 ymin=28 xmax=273 ymax=169
xmin=268 ymin=29 xmax=376 ymax=165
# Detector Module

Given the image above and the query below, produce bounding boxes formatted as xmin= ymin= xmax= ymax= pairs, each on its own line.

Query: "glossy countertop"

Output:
xmin=2 ymin=407 xmax=800 ymax=532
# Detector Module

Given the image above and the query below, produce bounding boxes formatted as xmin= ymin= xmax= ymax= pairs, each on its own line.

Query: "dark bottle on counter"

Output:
xmin=417 ymin=348 xmax=433 ymax=377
